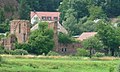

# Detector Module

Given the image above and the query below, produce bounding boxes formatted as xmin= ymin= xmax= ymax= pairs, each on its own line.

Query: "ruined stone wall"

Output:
xmin=47 ymin=21 xmax=59 ymax=52
xmin=10 ymin=20 xmax=30 ymax=43
xmin=48 ymin=21 xmax=81 ymax=55
xmin=1 ymin=35 xmax=16 ymax=50
xmin=57 ymin=43 xmax=81 ymax=55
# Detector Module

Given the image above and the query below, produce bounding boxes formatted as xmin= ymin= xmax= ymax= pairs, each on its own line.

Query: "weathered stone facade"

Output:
xmin=46 ymin=21 xmax=81 ymax=55
xmin=0 ymin=34 xmax=16 ymax=50
xmin=57 ymin=43 xmax=81 ymax=55
xmin=10 ymin=20 xmax=30 ymax=43
xmin=0 ymin=20 xmax=30 ymax=50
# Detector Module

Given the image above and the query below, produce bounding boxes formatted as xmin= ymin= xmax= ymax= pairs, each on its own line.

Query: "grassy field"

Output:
xmin=0 ymin=55 xmax=120 ymax=72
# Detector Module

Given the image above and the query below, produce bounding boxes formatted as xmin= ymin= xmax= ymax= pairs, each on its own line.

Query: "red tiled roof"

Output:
xmin=77 ymin=32 xmax=97 ymax=41
xmin=30 ymin=11 xmax=60 ymax=19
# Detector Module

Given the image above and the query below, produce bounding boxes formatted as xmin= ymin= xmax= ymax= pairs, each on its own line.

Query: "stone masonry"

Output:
xmin=10 ymin=20 xmax=30 ymax=43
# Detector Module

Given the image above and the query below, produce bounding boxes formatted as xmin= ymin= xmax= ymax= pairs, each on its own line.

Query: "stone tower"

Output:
xmin=10 ymin=20 xmax=30 ymax=43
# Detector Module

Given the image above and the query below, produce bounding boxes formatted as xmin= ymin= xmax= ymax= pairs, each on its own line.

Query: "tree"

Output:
xmin=79 ymin=20 xmax=97 ymax=33
xmin=0 ymin=8 xmax=5 ymax=24
xmin=82 ymin=37 xmax=104 ymax=58
xmin=88 ymin=5 xmax=107 ymax=20
xmin=18 ymin=0 xmax=30 ymax=19
xmin=15 ymin=43 xmax=31 ymax=53
xmin=59 ymin=0 xmax=89 ymax=23
xmin=58 ymin=33 xmax=75 ymax=44
xmin=103 ymin=0 xmax=120 ymax=17
xmin=29 ymin=22 xmax=54 ymax=55
xmin=63 ymin=14 xmax=78 ymax=35
xmin=97 ymin=20 xmax=120 ymax=56
xmin=0 ymin=19 xmax=10 ymax=33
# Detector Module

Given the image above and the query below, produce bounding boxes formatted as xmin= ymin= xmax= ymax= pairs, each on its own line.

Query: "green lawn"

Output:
xmin=0 ymin=56 xmax=120 ymax=72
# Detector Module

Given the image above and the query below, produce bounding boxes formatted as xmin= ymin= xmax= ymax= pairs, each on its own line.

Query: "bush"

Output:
xmin=94 ymin=52 xmax=105 ymax=57
xmin=12 ymin=49 xmax=28 ymax=55
xmin=0 ymin=56 xmax=5 ymax=64
xmin=0 ymin=56 xmax=2 ymax=62
xmin=47 ymin=51 xmax=60 ymax=56
xmin=116 ymin=64 xmax=120 ymax=72
xmin=0 ymin=46 xmax=5 ymax=54
xmin=76 ymin=48 xmax=89 ymax=57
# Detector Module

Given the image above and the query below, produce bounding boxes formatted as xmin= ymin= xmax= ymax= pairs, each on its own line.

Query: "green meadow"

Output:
xmin=0 ymin=55 xmax=120 ymax=72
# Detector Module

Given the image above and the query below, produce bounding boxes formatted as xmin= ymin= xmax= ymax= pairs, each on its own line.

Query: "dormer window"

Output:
xmin=47 ymin=17 xmax=52 ymax=21
xmin=54 ymin=17 xmax=58 ymax=21
xmin=42 ymin=16 xmax=46 ymax=21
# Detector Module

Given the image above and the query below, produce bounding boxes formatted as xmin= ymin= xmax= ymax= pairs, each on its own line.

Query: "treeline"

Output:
xmin=17 ymin=0 xmax=62 ymax=19
xmin=59 ymin=0 xmax=120 ymax=35
xmin=59 ymin=0 xmax=120 ymax=56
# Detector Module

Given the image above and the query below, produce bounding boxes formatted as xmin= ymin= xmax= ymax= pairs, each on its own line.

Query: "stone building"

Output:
xmin=0 ymin=20 xmax=30 ymax=50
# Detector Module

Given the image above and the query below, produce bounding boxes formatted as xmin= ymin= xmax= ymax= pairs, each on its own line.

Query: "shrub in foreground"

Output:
xmin=94 ymin=52 xmax=105 ymax=57
xmin=11 ymin=49 xmax=28 ymax=55
xmin=76 ymin=48 xmax=89 ymax=57
xmin=47 ymin=51 xmax=60 ymax=56
xmin=0 ymin=45 xmax=5 ymax=54
xmin=116 ymin=64 xmax=120 ymax=72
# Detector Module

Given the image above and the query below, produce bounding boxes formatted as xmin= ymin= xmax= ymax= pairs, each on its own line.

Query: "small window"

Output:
xmin=64 ymin=48 xmax=67 ymax=52
xmin=47 ymin=17 xmax=52 ymax=21
xmin=62 ymin=48 xmax=67 ymax=52
xmin=42 ymin=16 xmax=46 ymax=21
xmin=54 ymin=17 xmax=58 ymax=21
xmin=34 ymin=17 xmax=38 ymax=20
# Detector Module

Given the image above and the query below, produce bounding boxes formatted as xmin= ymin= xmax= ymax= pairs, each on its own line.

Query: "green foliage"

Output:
xmin=58 ymin=33 xmax=75 ymax=44
xmin=82 ymin=37 xmax=104 ymax=50
xmin=0 ymin=56 xmax=5 ymax=64
xmin=97 ymin=20 xmax=120 ymax=56
xmin=11 ymin=49 xmax=28 ymax=55
xmin=29 ymin=22 xmax=54 ymax=55
xmin=18 ymin=0 xmax=30 ymax=19
xmin=0 ymin=56 xmax=119 ymax=72
xmin=15 ymin=43 xmax=31 ymax=52
xmin=60 ymin=0 xmax=89 ymax=35
xmin=79 ymin=20 xmax=97 ymax=33
xmin=0 ymin=56 xmax=2 ymax=62
xmin=47 ymin=51 xmax=60 ymax=56
xmin=63 ymin=14 xmax=78 ymax=35
xmin=76 ymin=48 xmax=89 ymax=57
xmin=0 ymin=35 xmax=4 ymax=40
xmin=116 ymin=64 xmax=120 ymax=72
xmin=88 ymin=5 xmax=107 ymax=20
xmin=82 ymin=37 xmax=104 ymax=58
xmin=94 ymin=52 xmax=105 ymax=57
xmin=0 ymin=46 xmax=5 ymax=54
xmin=0 ymin=20 xmax=10 ymax=33
xmin=0 ymin=8 xmax=5 ymax=24
xmin=59 ymin=0 xmax=120 ymax=35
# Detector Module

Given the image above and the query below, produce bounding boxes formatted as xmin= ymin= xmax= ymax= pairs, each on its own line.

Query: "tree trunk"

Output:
xmin=89 ymin=48 xmax=92 ymax=58
xmin=111 ymin=48 xmax=115 ymax=56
